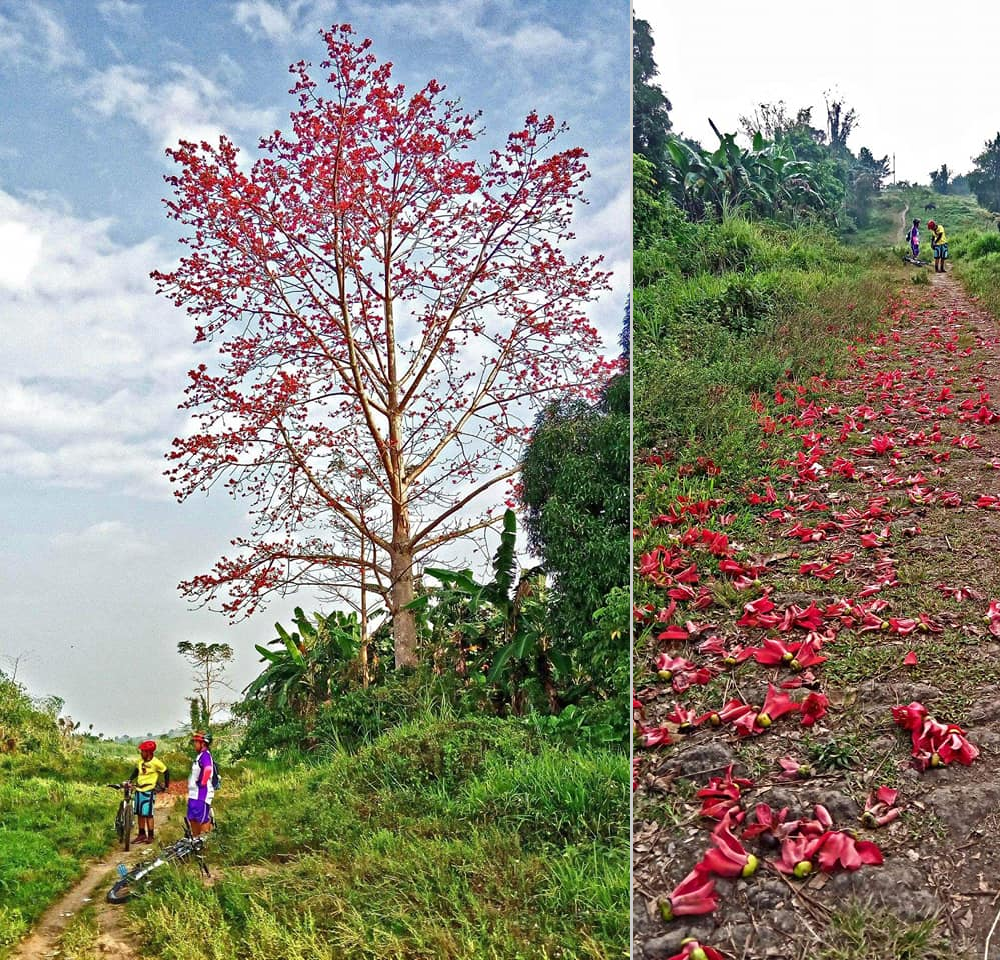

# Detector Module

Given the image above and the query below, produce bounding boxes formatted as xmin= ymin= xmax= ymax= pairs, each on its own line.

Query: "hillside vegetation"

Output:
xmin=0 ymin=675 xmax=137 ymax=950
xmin=125 ymin=716 xmax=626 ymax=960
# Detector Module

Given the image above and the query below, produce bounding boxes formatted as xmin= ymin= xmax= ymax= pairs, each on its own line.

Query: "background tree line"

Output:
xmin=633 ymin=18 xmax=889 ymax=229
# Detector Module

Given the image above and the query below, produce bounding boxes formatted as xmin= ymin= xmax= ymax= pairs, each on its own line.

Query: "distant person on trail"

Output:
xmin=928 ymin=219 xmax=948 ymax=272
xmin=128 ymin=740 xmax=169 ymax=844
xmin=186 ymin=731 xmax=215 ymax=836
xmin=909 ymin=218 xmax=920 ymax=259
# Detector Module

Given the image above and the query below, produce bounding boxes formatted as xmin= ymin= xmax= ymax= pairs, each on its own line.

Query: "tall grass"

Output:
xmin=634 ymin=212 xmax=899 ymax=471
xmin=125 ymin=716 xmax=627 ymax=960
xmin=948 ymin=226 xmax=1000 ymax=318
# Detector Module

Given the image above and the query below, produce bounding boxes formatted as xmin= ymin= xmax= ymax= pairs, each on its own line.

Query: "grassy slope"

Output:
xmin=123 ymin=717 xmax=628 ymax=960
xmin=2 ymin=715 xmax=627 ymax=959
xmin=0 ymin=740 xmax=160 ymax=951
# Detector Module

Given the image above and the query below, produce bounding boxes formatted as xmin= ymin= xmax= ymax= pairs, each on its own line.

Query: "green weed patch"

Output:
xmin=126 ymin=718 xmax=627 ymax=959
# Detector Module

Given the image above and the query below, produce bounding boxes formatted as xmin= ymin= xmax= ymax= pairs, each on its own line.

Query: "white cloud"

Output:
xmin=96 ymin=0 xmax=143 ymax=29
xmin=0 ymin=189 xmax=200 ymax=496
xmin=0 ymin=221 xmax=43 ymax=289
xmin=231 ymin=0 xmax=337 ymax=45
xmin=0 ymin=383 xmax=167 ymax=440
xmin=0 ymin=3 xmax=84 ymax=70
xmin=233 ymin=0 xmax=295 ymax=43
xmin=80 ymin=62 xmax=277 ymax=153
xmin=348 ymin=0 xmax=581 ymax=60
xmin=51 ymin=520 xmax=156 ymax=555
xmin=0 ymin=433 xmax=171 ymax=495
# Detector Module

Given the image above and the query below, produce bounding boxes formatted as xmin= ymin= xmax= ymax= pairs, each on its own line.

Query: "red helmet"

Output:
xmin=191 ymin=731 xmax=207 ymax=743
xmin=139 ymin=740 xmax=156 ymax=752
xmin=927 ymin=220 xmax=936 ymax=230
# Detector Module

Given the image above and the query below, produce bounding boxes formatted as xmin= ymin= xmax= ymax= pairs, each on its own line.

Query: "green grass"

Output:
xmin=634 ymin=212 xmax=902 ymax=471
xmin=55 ymin=905 xmax=100 ymax=960
xmin=948 ymin=225 xmax=1000 ymax=317
xmin=0 ymin=682 xmax=153 ymax=955
xmin=816 ymin=905 xmax=948 ymax=960
xmin=122 ymin=716 xmax=628 ymax=960
xmin=0 ymin=729 xmax=194 ymax=955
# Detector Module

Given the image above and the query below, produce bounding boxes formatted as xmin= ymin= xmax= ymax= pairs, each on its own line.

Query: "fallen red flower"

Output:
xmin=660 ymin=867 xmax=718 ymax=920
xmin=655 ymin=654 xmax=696 ymax=678
xmin=751 ymin=685 xmax=800 ymax=733
xmin=639 ymin=724 xmax=672 ymax=748
xmin=666 ymin=940 xmax=725 ymax=960
xmin=816 ymin=831 xmax=884 ymax=872
xmin=862 ymin=785 xmax=901 ymax=828
xmin=936 ymin=584 xmax=983 ymax=602
xmin=743 ymin=802 xmax=791 ymax=842
xmin=799 ymin=691 xmax=829 ymax=727
xmin=773 ymin=833 xmax=825 ymax=877
xmin=892 ymin=702 xmax=980 ymax=769
xmin=657 ymin=624 xmax=692 ymax=643
xmin=696 ymin=765 xmax=753 ymax=819
xmin=776 ymin=756 xmax=812 ymax=780
xmin=699 ymin=822 xmax=760 ymax=878
xmin=665 ymin=703 xmax=699 ymax=732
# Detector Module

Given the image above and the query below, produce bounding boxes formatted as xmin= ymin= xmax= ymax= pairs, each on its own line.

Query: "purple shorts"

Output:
xmin=186 ymin=798 xmax=212 ymax=824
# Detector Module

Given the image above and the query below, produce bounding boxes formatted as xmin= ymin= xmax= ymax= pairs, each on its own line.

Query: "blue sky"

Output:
xmin=0 ymin=0 xmax=629 ymax=735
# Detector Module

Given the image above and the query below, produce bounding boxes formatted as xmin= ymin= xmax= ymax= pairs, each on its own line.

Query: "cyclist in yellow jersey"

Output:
xmin=127 ymin=740 xmax=169 ymax=843
xmin=927 ymin=220 xmax=948 ymax=272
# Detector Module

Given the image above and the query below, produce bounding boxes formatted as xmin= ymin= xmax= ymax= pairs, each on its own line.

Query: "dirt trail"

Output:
xmin=11 ymin=795 xmax=183 ymax=960
xmin=634 ymin=267 xmax=1000 ymax=958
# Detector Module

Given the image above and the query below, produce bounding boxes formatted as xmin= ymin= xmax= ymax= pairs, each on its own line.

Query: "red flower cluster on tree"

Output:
xmin=153 ymin=24 xmax=613 ymax=667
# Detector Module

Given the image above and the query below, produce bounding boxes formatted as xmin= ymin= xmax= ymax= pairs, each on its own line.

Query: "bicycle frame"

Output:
xmin=106 ymin=818 xmax=211 ymax=904
xmin=107 ymin=782 xmax=135 ymax=852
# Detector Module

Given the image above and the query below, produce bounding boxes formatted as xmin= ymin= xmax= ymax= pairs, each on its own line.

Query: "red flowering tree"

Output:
xmin=153 ymin=25 xmax=612 ymax=668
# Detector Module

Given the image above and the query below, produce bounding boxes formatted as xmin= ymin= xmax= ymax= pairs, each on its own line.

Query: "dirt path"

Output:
xmin=10 ymin=795 xmax=183 ymax=960
xmin=634 ymin=268 xmax=1000 ymax=958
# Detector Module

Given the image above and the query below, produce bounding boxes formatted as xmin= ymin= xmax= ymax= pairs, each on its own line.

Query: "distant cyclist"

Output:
xmin=928 ymin=219 xmax=948 ymax=272
xmin=187 ymin=731 xmax=215 ymax=836
xmin=128 ymin=740 xmax=169 ymax=844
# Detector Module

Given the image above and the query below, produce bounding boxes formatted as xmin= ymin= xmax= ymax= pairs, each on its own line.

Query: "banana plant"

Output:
xmin=663 ymin=127 xmax=823 ymax=221
xmin=413 ymin=509 xmax=567 ymax=714
xmin=243 ymin=607 xmax=362 ymax=716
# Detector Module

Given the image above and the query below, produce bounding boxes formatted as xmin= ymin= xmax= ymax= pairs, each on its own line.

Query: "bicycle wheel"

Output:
xmin=106 ymin=877 xmax=133 ymax=904
xmin=114 ymin=803 xmax=125 ymax=844
xmin=106 ymin=853 xmax=164 ymax=904
xmin=123 ymin=800 xmax=134 ymax=852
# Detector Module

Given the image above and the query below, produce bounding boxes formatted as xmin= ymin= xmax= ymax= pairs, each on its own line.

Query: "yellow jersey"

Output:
xmin=134 ymin=757 xmax=167 ymax=791
xmin=932 ymin=224 xmax=948 ymax=245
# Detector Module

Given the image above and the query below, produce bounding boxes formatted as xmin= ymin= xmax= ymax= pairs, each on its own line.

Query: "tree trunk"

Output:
xmin=359 ymin=532 xmax=370 ymax=688
xmin=390 ymin=544 xmax=419 ymax=669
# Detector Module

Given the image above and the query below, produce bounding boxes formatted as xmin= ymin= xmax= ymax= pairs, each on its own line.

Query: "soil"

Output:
xmin=634 ymin=272 xmax=1000 ymax=959
xmin=10 ymin=793 xmax=185 ymax=960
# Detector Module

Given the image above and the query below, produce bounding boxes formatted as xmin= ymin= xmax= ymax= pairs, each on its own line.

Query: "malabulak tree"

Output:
xmin=153 ymin=26 xmax=611 ymax=669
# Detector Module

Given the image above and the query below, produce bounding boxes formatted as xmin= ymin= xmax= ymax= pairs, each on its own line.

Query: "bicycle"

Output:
xmin=106 ymin=817 xmax=211 ymax=904
xmin=106 ymin=782 xmax=135 ymax=852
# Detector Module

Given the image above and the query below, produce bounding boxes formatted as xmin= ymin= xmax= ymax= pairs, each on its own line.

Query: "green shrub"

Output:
xmin=350 ymin=717 xmax=534 ymax=794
